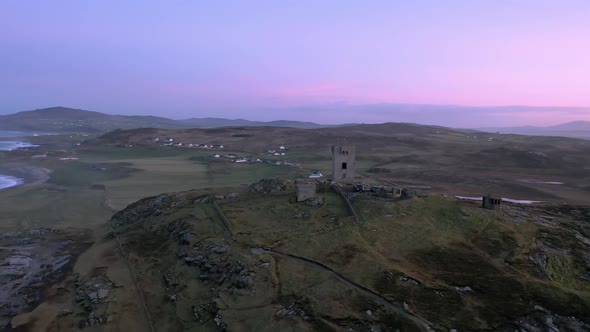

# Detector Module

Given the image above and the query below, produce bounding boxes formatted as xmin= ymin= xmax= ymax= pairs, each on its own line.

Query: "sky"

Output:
xmin=1 ymin=0 xmax=590 ymax=127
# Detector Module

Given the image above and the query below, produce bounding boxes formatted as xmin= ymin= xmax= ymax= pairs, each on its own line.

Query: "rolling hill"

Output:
xmin=181 ymin=117 xmax=347 ymax=129
xmin=0 ymin=107 xmax=346 ymax=133
xmin=0 ymin=107 xmax=186 ymax=133
xmin=3 ymin=106 xmax=589 ymax=139
xmin=480 ymin=121 xmax=590 ymax=139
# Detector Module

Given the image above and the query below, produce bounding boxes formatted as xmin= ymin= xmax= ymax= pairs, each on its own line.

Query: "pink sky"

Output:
xmin=1 ymin=1 xmax=590 ymax=126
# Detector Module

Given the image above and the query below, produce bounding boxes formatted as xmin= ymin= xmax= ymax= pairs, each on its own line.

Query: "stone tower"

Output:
xmin=331 ymin=145 xmax=356 ymax=183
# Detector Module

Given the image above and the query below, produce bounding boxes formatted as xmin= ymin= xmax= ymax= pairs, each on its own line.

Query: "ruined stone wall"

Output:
xmin=482 ymin=195 xmax=502 ymax=209
xmin=296 ymin=181 xmax=317 ymax=202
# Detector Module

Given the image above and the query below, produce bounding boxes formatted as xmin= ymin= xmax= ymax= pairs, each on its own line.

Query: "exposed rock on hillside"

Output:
xmin=86 ymin=189 xmax=590 ymax=331
xmin=0 ymin=228 xmax=92 ymax=330
xmin=248 ymin=178 xmax=293 ymax=194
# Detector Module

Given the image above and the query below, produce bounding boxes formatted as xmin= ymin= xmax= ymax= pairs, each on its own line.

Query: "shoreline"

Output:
xmin=0 ymin=175 xmax=24 ymax=190
xmin=0 ymin=140 xmax=39 ymax=151
xmin=0 ymin=163 xmax=51 ymax=190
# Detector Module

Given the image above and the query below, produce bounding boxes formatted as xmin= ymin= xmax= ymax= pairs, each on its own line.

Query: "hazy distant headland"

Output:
xmin=1 ymin=106 xmax=590 ymax=139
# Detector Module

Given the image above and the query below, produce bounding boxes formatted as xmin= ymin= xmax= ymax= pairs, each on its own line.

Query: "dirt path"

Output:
xmin=260 ymin=248 xmax=436 ymax=332
xmin=106 ymin=210 xmax=157 ymax=332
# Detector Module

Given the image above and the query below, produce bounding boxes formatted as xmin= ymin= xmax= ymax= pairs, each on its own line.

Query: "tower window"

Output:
xmin=342 ymin=162 xmax=347 ymax=169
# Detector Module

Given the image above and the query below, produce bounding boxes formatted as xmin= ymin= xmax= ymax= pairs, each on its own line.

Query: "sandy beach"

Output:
xmin=0 ymin=163 xmax=51 ymax=190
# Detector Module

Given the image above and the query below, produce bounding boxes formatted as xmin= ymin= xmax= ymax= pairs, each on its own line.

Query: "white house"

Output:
xmin=213 ymin=154 xmax=221 ymax=158
xmin=279 ymin=145 xmax=286 ymax=150
xmin=309 ymin=171 xmax=324 ymax=178
xmin=235 ymin=158 xmax=248 ymax=163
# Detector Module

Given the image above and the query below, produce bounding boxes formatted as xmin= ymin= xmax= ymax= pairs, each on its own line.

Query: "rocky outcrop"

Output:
xmin=275 ymin=302 xmax=310 ymax=320
xmin=248 ymin=178 xmax=293 ymax=194
xmin=0 ymin=228 xmax=91 ymax=330
xmin=75 ymin=273 xmax=115 ymax=327
xmin=178 ymin=242 xmax=256 ymax=295
xmin=507 ymin=305 xmax=590 ymax=332
xmin=304 ymin=196 xmax=324 ymax=206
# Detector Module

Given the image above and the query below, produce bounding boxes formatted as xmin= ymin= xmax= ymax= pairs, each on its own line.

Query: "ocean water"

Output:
xmin=0 ymin=174 xmax=23 ymax=190
xmin=0 ymin=130 xmax=45 ymax=151
xmin=0 ymin=130 xmax=37 ymax=151
xmin=0 ymin=141 xmax=38 ymax=151
xmin=0 ymin=131 xmax=40 ymax=189
xmin=0 ymin=130 xmax=40 ymax=138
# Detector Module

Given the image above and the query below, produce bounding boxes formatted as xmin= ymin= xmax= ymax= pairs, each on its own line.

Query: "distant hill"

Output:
xmin=0 ymin=107 xmax=185 ymax=133
xmin=479 ymin=121 xmax=590 ymax=140
xmin=180 ymin=117 xmax=346 ymax=129
xmin=0 ymin=107 xmax=346 ymax=133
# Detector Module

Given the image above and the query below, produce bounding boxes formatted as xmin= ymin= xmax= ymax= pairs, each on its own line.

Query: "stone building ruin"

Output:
xmin=482 ymin=195 xmax=502 ymax=209
xmin=296 ymin=181 xmax=317 ymax=202
xmin=331 ymin=145 xmax=356 ymax=183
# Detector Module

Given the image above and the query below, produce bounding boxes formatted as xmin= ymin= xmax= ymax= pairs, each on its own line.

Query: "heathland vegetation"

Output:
xmin=1 ymin=112 xmax=590 ymax=330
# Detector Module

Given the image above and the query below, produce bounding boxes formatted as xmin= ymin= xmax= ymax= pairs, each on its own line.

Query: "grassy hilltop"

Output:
xmin=36 ymin=184 xmax=590 ymax=331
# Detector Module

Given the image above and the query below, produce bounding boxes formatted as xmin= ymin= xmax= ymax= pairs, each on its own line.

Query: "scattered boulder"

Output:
xmin=193 ymin=196 xmax=212 ymax=204
xmin=178 ymin=232 xmax=194 ymax=245
xmin=193 ymin=303 xmax=216 ymax=324
xmin=234 ymin=271 xmax=256 ymax=289
xmin=249 ymin=178 xmax=292 ymax=194
xmin=454 ymin=286 xmax=473 ymax=293
xmin=214 ymin=313 xmax=227 ymax=329
xmin=206 ymin=243 xmax=229 ymax=254
xmin=163 ymin=271 xmax=181 ymax=288
xmin=293 ymin=211 xmax=311 ymax=220
xmin=403 ymin=302 xmax=410 ymax=311
xmin=79 ymin=275 xmax=113 ymax=305
xmin=399 ymin=275 xmax=421 ymax=285
xmin=81 ymin=312 xmax=113 ymax=327
xmin=275 ymin=302 xmax=309 ymax=320
xmin=305 ymin=197 xmax=324 ymax=207
xmin=511 ymin=305 xmax=590 ymax=331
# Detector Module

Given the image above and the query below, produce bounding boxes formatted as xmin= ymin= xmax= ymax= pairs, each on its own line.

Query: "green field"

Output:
xmin=0 ymin=145 xmax=309 ymax=229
